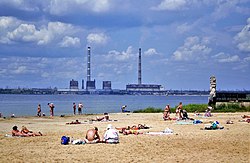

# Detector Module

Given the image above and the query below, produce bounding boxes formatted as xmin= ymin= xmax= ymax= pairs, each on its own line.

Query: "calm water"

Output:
xmin=0 ymin=94 xmax=208 ymax=117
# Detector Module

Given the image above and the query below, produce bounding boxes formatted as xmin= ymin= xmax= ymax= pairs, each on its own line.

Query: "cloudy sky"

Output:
xmin=0 ymin=0 xmax=249 ymax=90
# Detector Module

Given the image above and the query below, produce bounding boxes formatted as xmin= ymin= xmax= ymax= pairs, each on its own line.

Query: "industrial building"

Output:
xmin=103 ymin=81 xmax=112 ymax=90
xmin=126 ymin=48 xmax=165 ymax=94
xmin=69 ymin=79 xmax=78 ymax=89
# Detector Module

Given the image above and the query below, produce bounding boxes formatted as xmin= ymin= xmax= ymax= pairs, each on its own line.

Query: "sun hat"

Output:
xmin=107 ymin=124 xmax=113 ymax=130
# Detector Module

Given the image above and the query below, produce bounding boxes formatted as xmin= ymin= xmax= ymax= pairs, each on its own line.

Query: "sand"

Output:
xmin=0 ymin=112 xmax=249 ymax=163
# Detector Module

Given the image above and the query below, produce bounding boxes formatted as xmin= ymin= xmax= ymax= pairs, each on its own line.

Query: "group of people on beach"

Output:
xmin=36 ymin=102 xmax=85 ymax=117
xmin=72 ymin=124 xmax=119 ymax=144
xmin=12 ymin=126 xmax=43 ymax=137
xmin=163 ymin=102 xmax=193 ymax=120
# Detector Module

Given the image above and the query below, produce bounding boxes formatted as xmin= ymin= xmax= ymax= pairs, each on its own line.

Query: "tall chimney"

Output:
xmin=87 ymin=47 xmax=91 ymax=81
xmin=138 ymin=48 xmax=142 ymax=85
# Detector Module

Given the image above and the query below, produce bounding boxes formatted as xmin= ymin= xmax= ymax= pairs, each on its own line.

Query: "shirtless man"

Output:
xmin=84 ymin=127 xmax=100 ymax=143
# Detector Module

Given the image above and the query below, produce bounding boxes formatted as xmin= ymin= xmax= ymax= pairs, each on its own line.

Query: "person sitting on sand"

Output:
xmin=176 ymin=102 xmax=183 ymax=119
xmin=204 ymin=106 xmax=212 ymax=117
xmin=84 ymin=127 xmax=101 ymax=144
xmin=182 ymin=109 xmax=194 ymax=120
xmin=66 ymin=119 xmax=81 ymax=125
xmin=121 ymin=105 xmax=130 ymax=113
xmin=103 ymin=124 xmax=119 ymax=144
xmin=163 ymin=104 xmax=171 ymax=120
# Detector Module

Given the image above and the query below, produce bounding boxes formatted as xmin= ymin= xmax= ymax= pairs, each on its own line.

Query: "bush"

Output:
xmin=215 ymin=103 xmax=250 ymax=112
xmin=133 ymin=107 xmax=163 ymax=113
xmin=133 ymin=103 xmax=250 ymax=113
xmin=182 ymin=104 xmax=208 ymax=113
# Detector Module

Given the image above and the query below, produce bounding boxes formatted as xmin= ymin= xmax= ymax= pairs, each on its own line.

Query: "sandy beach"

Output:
xmin=0 ymin=112 xmax=249 ymax=163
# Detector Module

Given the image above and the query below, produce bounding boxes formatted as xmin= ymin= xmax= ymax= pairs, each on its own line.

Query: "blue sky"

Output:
xmin=0 ymin=0 xmax=249 ymax=90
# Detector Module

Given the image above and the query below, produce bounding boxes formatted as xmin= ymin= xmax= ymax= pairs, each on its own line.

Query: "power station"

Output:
xmin=126 ymin=48 xmax=163 ymax=94
xmin=58 ymin=47 xmax=166 ymax=95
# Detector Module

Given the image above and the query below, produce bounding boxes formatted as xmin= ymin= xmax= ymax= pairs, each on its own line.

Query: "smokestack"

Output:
xmin=87 ymin=47 xmax=91 ymax=81
xmin=138 ymin=48 xmax=142 ymax=85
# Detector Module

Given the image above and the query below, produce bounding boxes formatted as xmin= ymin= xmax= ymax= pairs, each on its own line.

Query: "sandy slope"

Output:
xmin=0 ymin=112 xmax=249 ymax=163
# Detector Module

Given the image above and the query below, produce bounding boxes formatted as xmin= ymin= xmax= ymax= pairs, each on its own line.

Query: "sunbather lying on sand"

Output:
xmin=203 ymin=121 xmax=224 ymax=130
xmin=238 ymin=115 xmax=250 ymax=123
xmin=66 ymin=119 xmax=81 ymax=125
xmin=91 ymin=113 xmax=110 ymax=122
xmin=120 ymin=128 xmax=143 ymax=135
xmin=12 ymin=126 xmax=42 ymax=137
xmin=226 ymin=120 xmax=234 ymax=124
xmin=241 ymin=115 xmax=250 ymax=118
xmin=116 ymin=124 xmax=150 ymax=131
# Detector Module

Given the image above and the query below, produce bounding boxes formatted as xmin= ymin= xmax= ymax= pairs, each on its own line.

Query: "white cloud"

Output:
xmin=176 ymin=23 xmax=193 ymax=34
xmin=7 ymin=24 xmax=37 ymax=42
xmin=144 ymin=48 xmax=158 ymax=56
xmin=212 ymin=52 xmax=240 ymax=63
xmin=87 ymin=33 xmax=108 ymax=45
xmin=0 ymin=17 xmax=81 ymax=47
xmin=104 ymin=46 xmax=135 ymax=61
xmin=46 ymin=0 xmax=111 ymax=15
xmin=0 ymin=0 xmax=39 ymax=11
xmin=59 ymin=36 xmax=81 ymax=48
xmin=172 ymin=36 xmax=212 ymax=61
xmin=151 ymin=0 xmax=188 ymax=11
xmin=243 ymin=56 xmax=250 ymax=62
xmin=234 ymin=17 xmax=250 ymax=52
xmin=211 ymin=0 xmax=250 ymax=20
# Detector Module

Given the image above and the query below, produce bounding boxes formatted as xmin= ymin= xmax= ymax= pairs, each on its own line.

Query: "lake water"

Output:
xmin=0 ymin=94 xmax=209 ymax=117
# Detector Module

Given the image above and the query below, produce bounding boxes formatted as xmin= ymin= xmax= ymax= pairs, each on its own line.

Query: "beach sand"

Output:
xmin=0 ymin=112 xmax=249 ymax=163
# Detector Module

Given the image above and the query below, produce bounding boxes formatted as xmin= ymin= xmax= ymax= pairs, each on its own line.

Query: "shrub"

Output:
xmin=133 ymin=103 xmax=250 ymax=113
xmin=133 ymin=107 xmax=163 ymax=113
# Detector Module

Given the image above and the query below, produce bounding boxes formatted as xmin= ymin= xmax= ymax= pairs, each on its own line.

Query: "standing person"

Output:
xmin=78 ymin=102 xmax=83 ymax=115
xmin=176 ymin=102 xmax=183 ymax=119
xmin=37 ymin=104 xmax=41 ymax=117
xmin=73 ymin=103 xmax=76 ymax=115
xmin=48 ymin=103 xmax=55 ymax=117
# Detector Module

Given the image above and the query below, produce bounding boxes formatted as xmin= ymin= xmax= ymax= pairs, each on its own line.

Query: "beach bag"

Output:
xmin=61 ymin=136 xmax=70 ymax=145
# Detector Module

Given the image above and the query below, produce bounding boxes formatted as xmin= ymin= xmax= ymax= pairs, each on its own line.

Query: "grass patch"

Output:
xmin=133 ymin=103 xmax=250 ymax=113
xmin=133 ymin=107 xmax=163 ymax=113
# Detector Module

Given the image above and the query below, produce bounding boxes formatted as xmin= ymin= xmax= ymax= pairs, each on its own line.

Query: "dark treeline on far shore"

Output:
xmin=0 ymin=87 xmax=249 ymax=96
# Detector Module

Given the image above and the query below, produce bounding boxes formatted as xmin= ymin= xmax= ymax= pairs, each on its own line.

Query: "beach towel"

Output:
xmin=146 ymin=128 xmax=174 ymax=135
xmin=175 ymin=120 xmax=194 ymax=125
xmin=145 ymin=132 xmax=173 ymax=135
xmin=72 ymin=139 xmax=85 ymax=145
